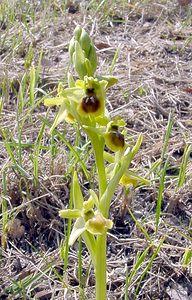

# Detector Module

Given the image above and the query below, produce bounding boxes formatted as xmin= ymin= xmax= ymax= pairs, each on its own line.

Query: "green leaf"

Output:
xmin=72 ymin=171 xmax=84 ymax=209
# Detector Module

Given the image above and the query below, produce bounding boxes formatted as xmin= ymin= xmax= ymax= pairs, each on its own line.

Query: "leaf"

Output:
xmin=72 ymin=171 xmax=84 ymax=209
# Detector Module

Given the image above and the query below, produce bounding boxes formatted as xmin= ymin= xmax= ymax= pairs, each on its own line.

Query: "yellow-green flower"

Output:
xmin=59 ymin=191 xmax=113 ymax=245
xmin=85 ymin=212 xmax=113 ymax=235
xmin=104 ymin=120 xmax=126 ymax=152
xmin=76 ymin=77 xmax=107 ymax=118
xmin=44 ymin=76 xmax=108 ymax=132
xmin=119 ymin=174 xmax=138 ymax=188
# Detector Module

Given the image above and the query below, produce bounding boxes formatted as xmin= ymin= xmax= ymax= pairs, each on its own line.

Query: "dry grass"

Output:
xmin=0 ymin=0 xmax=192 ymax=299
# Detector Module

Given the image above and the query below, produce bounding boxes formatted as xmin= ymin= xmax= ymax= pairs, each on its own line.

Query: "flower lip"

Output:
xmin=81 ymin=94 xmax=100 ymax=113
xmin=110 ymin=131 xmax=125 ymax=148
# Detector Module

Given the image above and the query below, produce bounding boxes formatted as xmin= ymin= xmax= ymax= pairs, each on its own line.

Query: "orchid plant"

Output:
xmin=44 ymin=26 xmax=148 ymax=300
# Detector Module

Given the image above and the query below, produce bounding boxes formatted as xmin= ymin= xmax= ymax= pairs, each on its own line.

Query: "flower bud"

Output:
xmin=73 ymin=41 xmax=87 ymax=79
xmin=74 ymin=25 xmax=82 ymax=40
xmin=80 ymin=28 xmax=91 ymax=57
xmin=69 ymin=26 xmax=97 ymax=77
xmin=87 ymin=44 xmax=97 ymax=74
xmin=69 ymin=37 xmax=74 ymax=59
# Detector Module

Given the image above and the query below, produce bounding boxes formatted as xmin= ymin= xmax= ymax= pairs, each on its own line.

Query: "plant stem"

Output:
xmin=95 ymin=234 xmax=107 ymax=300
xmin=89 ymin=133 xmax=107 ymax=197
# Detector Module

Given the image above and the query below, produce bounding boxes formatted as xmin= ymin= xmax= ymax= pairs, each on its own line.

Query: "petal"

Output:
xmin=96 ymin=75 xmax=118 ymax=88
xmin=59 ymin=209 xmax=81 ymax=219
xmin=75 ymin=79 xmax=85 ymax=89
xmin=44 ymin=97 xmax=65 ymax=106
xmin=120 ymin=171 xmax=150 ymax=188
xmin=69 ymin=217 xmax=86 ymax=246
xmin=49 ymin=105 xmax=67 ymax=133
xmin=61 ymin=87 xmax=84 ymax=102
xmin=89 ymin=190 xmax=99 ymax=208
xmin=83 ymin=196 xmax=95 ymax=213
xmin=120 ymin=175 xmax=138 ymax=188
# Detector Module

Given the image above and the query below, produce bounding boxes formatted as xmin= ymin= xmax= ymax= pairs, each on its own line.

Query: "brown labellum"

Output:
xmin=110 ymin=131 xmax=125 ymax=148
xmin=81 ymin=95 xmax=100 ymax=113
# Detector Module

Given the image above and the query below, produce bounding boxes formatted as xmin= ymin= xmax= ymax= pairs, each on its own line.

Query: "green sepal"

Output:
xmin=89 ymin=190 xmax=99 ymax=208
xmin=81 ymin=231 xmax=96 ymax=267
xmin=67 ymin=72 xmax=75 ymax=88
xmin=49 ymin=105 xmax=66 ymax=133
xmin=69 ymin=217 xmax=86 ymax=246
xmin=96 ymin=75 xmax=118 ymax=88
xmin=103 ymin=151 xmax=115 ymax=163
xmin=120 ymin=170 xmax=151 ymax=188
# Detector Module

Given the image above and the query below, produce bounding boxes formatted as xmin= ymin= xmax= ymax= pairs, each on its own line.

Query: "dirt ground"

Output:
xmin=0 ymin=1 xmax=192 ymax=299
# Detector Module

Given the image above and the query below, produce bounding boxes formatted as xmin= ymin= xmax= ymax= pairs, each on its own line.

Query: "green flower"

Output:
xmin=85 ymin=212 xmax=113 ymax=235
xmin=104 ymin=119 xmax=126 ymax=152
xmin=59 ymin=191 xmax=113 ymax=246
xmin=76 ymin=76 xmax=107 ymax=117
xmin=44 ymin=76 xmax=108 ymax=132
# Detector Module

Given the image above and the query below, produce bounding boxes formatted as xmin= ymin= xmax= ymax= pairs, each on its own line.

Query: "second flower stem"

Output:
xmin=95 ymin=233 xmax=107 ymax=300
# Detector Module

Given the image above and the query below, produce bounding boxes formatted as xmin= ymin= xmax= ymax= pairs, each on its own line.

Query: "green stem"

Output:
xmin=89 ymin=133 xmax=107 ymax=198
xmin=95 ymin=234 xmax=107 ymax=300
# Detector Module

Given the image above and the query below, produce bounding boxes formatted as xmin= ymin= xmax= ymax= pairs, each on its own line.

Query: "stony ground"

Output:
xmin=0 ymin=1 xmax=192 ymax=299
